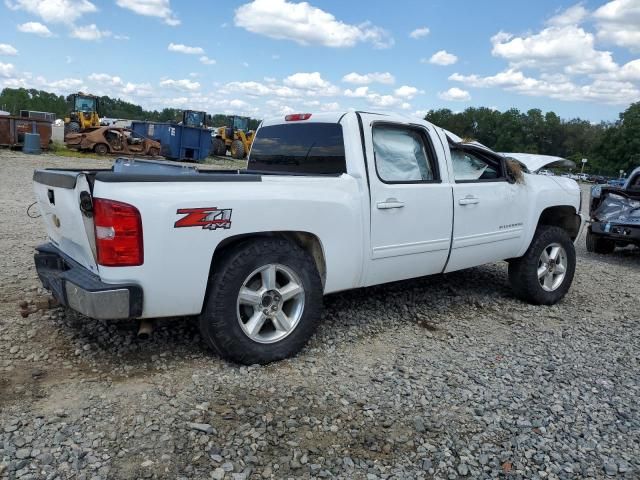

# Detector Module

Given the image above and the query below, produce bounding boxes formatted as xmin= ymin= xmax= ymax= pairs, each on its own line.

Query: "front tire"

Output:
xmin=508 ymin=226 xmax=576 ymax=305
xmin=199 ymin=237 xmax=323 ymax=364
xmin=230 ymin=139 xmax=245 ymax=159
xmin=585 ymin=230 xmax=615 ymax=254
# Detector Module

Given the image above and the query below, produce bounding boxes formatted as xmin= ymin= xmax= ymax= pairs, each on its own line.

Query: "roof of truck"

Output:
xmin=260 ymin=110 xmax=434 ymax=127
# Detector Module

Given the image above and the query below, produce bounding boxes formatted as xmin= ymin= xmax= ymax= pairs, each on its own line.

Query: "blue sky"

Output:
xmin=1 ymin=0 xmax=639 ymax=121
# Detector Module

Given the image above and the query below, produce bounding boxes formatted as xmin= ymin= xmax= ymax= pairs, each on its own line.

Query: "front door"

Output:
xmin=446 ymin=148 xmax=527 ymax=272
xmin=360 ymin=115 xmax=453 ymax=286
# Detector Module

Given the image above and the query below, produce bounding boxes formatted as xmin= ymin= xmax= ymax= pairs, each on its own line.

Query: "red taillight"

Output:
xmin=285 ymin=113 xmax=312 ymax=121
xmin=93 ymin=198 xmax=143 ymax=266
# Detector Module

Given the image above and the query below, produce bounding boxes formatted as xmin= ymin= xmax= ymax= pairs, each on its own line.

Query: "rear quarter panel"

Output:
xmin=92 ymin=175 xmax=363 ymax=318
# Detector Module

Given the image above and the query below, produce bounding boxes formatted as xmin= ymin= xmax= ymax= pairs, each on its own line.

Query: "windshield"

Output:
xmin=233 ymin=116 xmax=249 ymax=131
xmin=74 ymin=96 xmax=96 ymax=112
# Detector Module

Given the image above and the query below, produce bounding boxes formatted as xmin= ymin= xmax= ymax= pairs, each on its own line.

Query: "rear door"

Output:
xmin=359 ymin=114 xmax=453 ymax=286
xmin=33 ymin=170 xmax=98 ymax=273
xmin=445 ymin=147 xmax=527 ymax=272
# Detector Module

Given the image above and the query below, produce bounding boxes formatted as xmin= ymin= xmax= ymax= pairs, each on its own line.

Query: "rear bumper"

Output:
xmin=590 ymin=221 xmax=640 ymax=243
xmin=34 ymin=243 xmax=143 ymax=319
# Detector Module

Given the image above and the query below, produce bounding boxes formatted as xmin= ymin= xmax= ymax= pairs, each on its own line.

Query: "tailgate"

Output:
xmin=33 ymin=170 xmax=98 ymax=273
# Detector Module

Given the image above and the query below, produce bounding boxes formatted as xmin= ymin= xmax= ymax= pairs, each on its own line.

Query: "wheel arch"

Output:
xmin=536 ymin=205 xmax=581 ymax=241
xmin=208 ymin=231 xmax=327 ymax=291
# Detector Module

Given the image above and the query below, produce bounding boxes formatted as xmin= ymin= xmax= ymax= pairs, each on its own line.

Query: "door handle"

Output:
xmin=458 ymin=195 xmax=479 ymax=205
xmin=377 ymin=199 xmax=405 ymax=209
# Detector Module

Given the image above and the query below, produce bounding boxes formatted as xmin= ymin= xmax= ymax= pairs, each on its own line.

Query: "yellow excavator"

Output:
xmin=211 ymin=115 xmax=255 ymax=159
xmin=64 ymin=92 xmax=100 ymax=136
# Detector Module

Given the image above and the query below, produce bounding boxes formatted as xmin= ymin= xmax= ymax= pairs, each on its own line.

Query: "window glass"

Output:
xmin=373 ymin=126 xmax=434 ymax=182
xmin=452 ymin=150 xmax=501 ymax=181
xmin=249 ymin=123 xmax=346 ymax=174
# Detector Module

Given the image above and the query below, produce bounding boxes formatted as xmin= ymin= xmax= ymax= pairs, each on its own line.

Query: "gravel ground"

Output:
xmin=0 ymin=149 xmax=638 ymax=480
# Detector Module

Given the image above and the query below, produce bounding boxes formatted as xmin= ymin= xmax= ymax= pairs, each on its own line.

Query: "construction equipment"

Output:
xmin=212 ymin=115 xmax=255 ymax=159
xmin=64 ymin=92 xmax=100 ymax=136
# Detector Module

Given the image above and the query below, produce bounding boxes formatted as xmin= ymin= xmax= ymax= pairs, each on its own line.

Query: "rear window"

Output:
xmin=248 ymin=123 xmax=346 ymax=175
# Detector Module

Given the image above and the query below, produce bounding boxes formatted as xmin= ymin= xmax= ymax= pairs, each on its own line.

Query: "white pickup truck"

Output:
xmin=33 ymin=111 xmax=584 ymax=364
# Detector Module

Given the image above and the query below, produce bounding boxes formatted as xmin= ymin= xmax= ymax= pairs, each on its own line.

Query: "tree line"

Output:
xmin=1 ymin=87 xmax=637 ymax=175
xmin=424 ymin=103 xmax=640 ymax=176
xmin=0 ymin=87 xmax=261 ymax=131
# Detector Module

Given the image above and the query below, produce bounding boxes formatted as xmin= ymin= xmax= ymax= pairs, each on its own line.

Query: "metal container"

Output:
xmin=22 ymin=133 xmax=41 ymax=154
xmin=130 ymin=121 xmax=211 ymax=162
xmin=0 ymin=116 xmax=52 ymax=149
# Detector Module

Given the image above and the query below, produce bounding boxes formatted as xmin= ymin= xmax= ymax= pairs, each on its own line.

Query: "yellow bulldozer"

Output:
xmin=64 ymin=92 xmax=100 ymax=136
xmin=211 ymin=115 xmax=255 ymax=159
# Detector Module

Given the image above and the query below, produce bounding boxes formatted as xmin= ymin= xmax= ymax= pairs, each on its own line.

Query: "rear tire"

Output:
xmin=585 ymin=230 xmax=615 ymax=254
xmin=508 ymin=226 xmax=576 ymax=305
xmin=230 ymin=139 xmax=245 ymax=159
xmin=212 ymin=137 xmax=227 ymax=156
xmin=93 ymin=143 xmax=109 ymax=155
xmin=199 ymin=237 xmax=323 ymax=364
xmin=148 ymin=147 xmax=159 ymax=157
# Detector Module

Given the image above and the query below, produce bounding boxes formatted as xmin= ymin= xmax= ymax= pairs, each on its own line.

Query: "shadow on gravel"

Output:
xmin=48 ymin=263 xmax=513 ymax=369
xmin=583 ymin=246 xmax=640 ymax=268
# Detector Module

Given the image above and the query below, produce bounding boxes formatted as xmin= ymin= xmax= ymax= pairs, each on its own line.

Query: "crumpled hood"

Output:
xmin=593 ymin=191 xmax=640 ymax=225
xmin=442 ymin=130 xmax=576 ymax=173
xmin=500 ymin=153 xmax=576 ymax=173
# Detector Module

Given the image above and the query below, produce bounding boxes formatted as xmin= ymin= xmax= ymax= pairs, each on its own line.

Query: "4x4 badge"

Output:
xmin=174 ymin=208 xmax=232 ymax=230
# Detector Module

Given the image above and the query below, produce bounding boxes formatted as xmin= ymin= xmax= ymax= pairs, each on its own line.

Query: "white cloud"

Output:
xmin=547 ymin=3 xmax=589 ymax=26
xmin=0 ymin=63 xmax=15 ymax=77
xmin=159 ymin=78 xmax=200 ymax=91
xmin=619 ymin=59 xmax=640 ymax=81
xmin=199 ymin=56 xmax=216 ymax=65
xmin=438 ymin=87 xmax=471 ymax=101
xmin=283 ymin=72 xmax=339 ymax=95
xmin=321 ymin=102 xmax=340 ymax=111
xmin=344 ymin=86 xmax=369 ymax=97
xmin=113 ymin=34 xmax=130 ymax=40
xmin=491 ymin=26 xmax=617 ymax=74
xmin=229 ymin=99 xmax=248 ymax=108
xmin=168 ymin=43 xmax=204 ymax=55
xmin=594 ymin=0 xmax=640 ymax=52
xmin=427 ymin=50 xmax=458 ymax=66
xmin=394 ymin=85 xmax=420 ymax=99
xmin=48 ymin=77 xmax=84 ymax=90
xmin=70 ymin=24 xmax=111 ymax=41
xmin=221 ymin=81 xmax=300 ymax=98
xmin=409 ymin=27 xmax=430 ymax=39
xmin=234 ymin=0 xmax=393 ymax=48
xmin=342 ymin=71 xmax=395 ymax=85
xmin=7 ymin=0 xmax=96 ymax=24
xmin=87 ymin=73 xmax=153 ymax=98
xmin=366 ymin=93 xmax=400 ymax=107
xmin=116 ymin=0 xmax=180 ymax=26
xmin=17 ymin=21 xmax=53 ymax=37
xmin=0 ymin=44 xmax=18 ymax=56
xmin=449 ymin=68 xmax=640 ymax=105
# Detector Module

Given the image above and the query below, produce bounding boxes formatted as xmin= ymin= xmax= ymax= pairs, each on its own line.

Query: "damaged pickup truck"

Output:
xmin=587 ymin=166 xmax=640 ymax=254
xmin=32 ymin=111 xmax=584 ymax=364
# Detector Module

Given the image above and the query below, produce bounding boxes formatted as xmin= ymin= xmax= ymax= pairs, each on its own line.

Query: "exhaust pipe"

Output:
xmin=137 ymin=319 xmax=154 ymax=340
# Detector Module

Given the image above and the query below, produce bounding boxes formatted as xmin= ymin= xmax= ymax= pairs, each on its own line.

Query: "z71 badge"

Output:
xmin=174 ymin=208 xmax=232 ymax=230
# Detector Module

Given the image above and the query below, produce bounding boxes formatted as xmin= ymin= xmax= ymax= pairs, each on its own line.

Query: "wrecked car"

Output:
xmin=587 ymin=166 xmax=640 ymax=253
xmin=65 ymin=127 xmax=161 ymax=157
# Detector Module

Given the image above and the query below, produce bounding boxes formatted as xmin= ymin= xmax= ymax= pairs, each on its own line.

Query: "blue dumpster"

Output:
xmin=131 ymin=121 xmax=211 ymax=162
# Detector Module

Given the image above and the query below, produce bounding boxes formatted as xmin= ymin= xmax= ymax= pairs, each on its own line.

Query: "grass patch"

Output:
xmin=203 ymin=155 xmax=247 ymax=170
xmin=48 ymin=141 xmax=103 ymax=160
